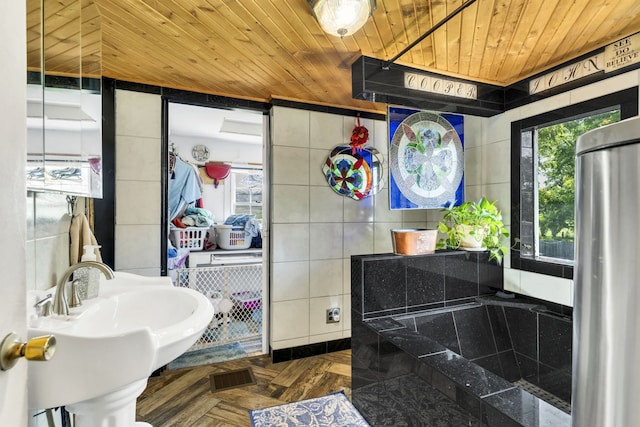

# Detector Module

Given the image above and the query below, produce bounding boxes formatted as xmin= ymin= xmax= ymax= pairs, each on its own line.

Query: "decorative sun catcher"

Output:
xmin=322 ymin=117 xmax=383 ymax=200
xmin=388 ymin=107 xmax=464 ymax=209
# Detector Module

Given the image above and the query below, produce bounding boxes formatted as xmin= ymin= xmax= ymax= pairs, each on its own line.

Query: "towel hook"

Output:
xmin=66 ymin=195 xmax=77 ymax=216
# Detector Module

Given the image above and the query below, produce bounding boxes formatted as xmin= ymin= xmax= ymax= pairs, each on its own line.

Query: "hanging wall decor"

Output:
xmin=388 ymin=106 xmax=464 ymax=209
xmin=349 ymin=116 xmax=369 ymax=154
xmin=322 ymin=145 xmax=383 ymax=200
xmin=191 ymin=144 xmax=210 ymax=162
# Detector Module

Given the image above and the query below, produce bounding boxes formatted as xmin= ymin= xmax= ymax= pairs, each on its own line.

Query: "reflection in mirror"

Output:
xmin=26 ymin=0 xmax=44 ymax=191
xmin=26 ymin=0 xmax=103 ymax=197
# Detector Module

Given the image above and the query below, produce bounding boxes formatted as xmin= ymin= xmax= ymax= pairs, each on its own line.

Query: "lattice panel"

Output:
xmin=177 ymin=264 xmax=263 ymax=350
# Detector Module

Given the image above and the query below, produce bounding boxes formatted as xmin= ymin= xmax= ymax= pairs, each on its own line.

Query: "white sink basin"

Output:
xmin=27 ymin=272 xmax=214 ymax=413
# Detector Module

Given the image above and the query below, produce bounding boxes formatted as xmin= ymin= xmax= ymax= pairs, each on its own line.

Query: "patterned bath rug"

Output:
xmin=249 ymin=390 xmax=370 ymax=427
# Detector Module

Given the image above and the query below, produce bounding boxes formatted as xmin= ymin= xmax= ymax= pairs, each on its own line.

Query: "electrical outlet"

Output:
xmin=326 ymin=307 xmax=341 ymax=323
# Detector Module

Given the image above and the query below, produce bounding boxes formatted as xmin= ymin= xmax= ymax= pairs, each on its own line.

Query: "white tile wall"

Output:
xmin=271 ymin=261 xmax=310 ymax=301
xmin=115 ymin=135 xmax=162 ymax=181
xmin=342 ymin=294 xmax=352 ymax=336
xmin=464 ymin=115 xmax=483 ymax=148
xmin=483 ymin=108 xmax=521 ymax=143
xmin=374 ymin=222 xmax=402 ymax=254
xmin=310 ymin=148 xmax=331 ymax=186
xmin=120 ymin=268 xmax=161 ymax=277
xmin=115 ymin=180 xmax=162 ymax=225
xmin=35 ymin=235 xmax=70 ymax=291
xmin=269 ymin=106 xmax=437 ymax=350
xmin=272 ymin=107 xmax=310 ymax=148
xmin=272 ymin=185 xmax=310 ymax=223
xmin=115 ymin=91 xmax=162 ymax=138
xmin=371 ymin=119 xmax=389 ymax=154
xmin=403 ymin=208 xmax=430 ymax=223
xmin=522 ymin=92 xmax=572 ymax=120
xmin=465 ymin=184 xmax=483 ymax=203
xmin=310 ymin=185 xmax=344 ymax=223
xmin=343 ymin=222 xmax=374 ymax=258
xmin=503 ymin=267 xmax=521 ymax=294
xmin=482 ymin=139 xmax=510 ymax=184
xmin=114 ymin=90 xmax=162 ymax=274
xmin=310 ymin=112 xmax=344 ymax=149
xmin=310 ymin=223 xmax=344 ymax=260
xmin=483 ymin=183 xmax=511 ymax=225
xmin=272 ymin=146 xmax=310 ymax=185
xmin=342 ymin=258 xmax=352 ymax=295
xmin=310 ymin=259 xmax=343 ymax=297
xmin=343 ymin=195 xmax=374 ymax=223
xmin=33 ymin=193 xmax=72 ymax=238
xmin=503 ymin=225 xmax=512 ymax=269
xmin=374 ymin=189 xmax=403 ymax=222
xmin=271 ymin=299 xmax=310 ymax=342
xmin=464 ymin=146 xmax=482 ymax=187
xmin=271 ymin=223 xmax=309 ymax=262
xmin=519 ymin=270 xmax=573 ymax=307
xmin=26 ymin=193 xmax=71 ymax=291
xmin=114 ymin=224 xmax=161 ymax=272
xmin=570 ymin=70 xmax=639 ymax=104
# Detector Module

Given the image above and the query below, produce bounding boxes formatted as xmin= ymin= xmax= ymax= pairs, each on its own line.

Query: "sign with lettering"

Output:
xmin=529 ymin=54 xmax=604 ymax=95
xmin=529 ymin=32 xmax=640 ymax=95
xmin=404 ymin=72 xmax=477 ymax=100
xmin=604 ymin=33 xmax=640 ymax=72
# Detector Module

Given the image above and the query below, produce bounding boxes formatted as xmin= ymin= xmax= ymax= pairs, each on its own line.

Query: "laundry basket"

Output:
xmin=170 ymin=227 xmax=210 ymax=251
xmin=215 ymin=225 xmax=251 ymax=250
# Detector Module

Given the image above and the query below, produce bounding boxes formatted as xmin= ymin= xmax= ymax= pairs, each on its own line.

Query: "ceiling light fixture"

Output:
xmin=308 ymin=0 xmax=376 ymax=38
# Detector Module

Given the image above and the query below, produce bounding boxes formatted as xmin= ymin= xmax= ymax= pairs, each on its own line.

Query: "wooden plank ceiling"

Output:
xmin=41 ymin=0 xmax=640 ymax=113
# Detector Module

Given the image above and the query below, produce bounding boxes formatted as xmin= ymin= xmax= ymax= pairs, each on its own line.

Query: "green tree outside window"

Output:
xmin=536 ymin=110 xmax=620 ymax=260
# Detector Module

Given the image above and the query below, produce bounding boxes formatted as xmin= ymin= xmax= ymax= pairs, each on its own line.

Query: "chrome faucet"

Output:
xmin=53 ymin=261 xmax=115 ymax=316
xmin=34 ymin=293 xmax=53 ymax=318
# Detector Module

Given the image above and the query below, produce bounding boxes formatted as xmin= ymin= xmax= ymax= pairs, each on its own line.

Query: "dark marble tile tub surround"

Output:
xmin=396 ymin=298 xmax=573 ymax=408
xmin=353 ymin=314 xmax=571 ymax=427
xmin=352 ymin=250 xmax=504 ymax=320
xmin=351 ymin=251 xmax=571 ymax=427
xmin=354 ymin=374 xmax=483 ymax=426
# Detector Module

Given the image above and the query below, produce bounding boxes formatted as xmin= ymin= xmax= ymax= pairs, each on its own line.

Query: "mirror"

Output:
xmin=26 ymin=0 xmax=44 ymax=191
xmin=26 ymin=0 xmax=103 ymax=198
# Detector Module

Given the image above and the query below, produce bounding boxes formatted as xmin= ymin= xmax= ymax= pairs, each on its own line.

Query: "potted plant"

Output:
xmin=436 ymin=197 xmax=510 ymax=265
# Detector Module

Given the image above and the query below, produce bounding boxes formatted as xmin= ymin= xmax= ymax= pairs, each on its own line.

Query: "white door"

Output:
xmin=0 ymin=1 xmax=29 ymax=425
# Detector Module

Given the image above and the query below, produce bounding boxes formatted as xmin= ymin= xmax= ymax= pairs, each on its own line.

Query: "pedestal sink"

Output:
xmin=27 ymin=272 xmax=214 ymax=427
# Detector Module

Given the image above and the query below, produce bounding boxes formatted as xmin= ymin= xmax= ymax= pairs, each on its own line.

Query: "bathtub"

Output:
xmin=353 ymin=295 xmax=572 ymax=427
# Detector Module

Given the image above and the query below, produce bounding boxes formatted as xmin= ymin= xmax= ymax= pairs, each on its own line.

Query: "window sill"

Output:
xmin=510 ymin=256 xmax=574 ymax=280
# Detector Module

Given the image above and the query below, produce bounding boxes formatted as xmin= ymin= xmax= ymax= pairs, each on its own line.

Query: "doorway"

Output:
xmin=164 ymin=101 xmax=268 ymax=363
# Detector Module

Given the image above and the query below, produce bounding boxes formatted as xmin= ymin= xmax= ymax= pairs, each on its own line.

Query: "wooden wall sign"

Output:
xmin=529 ymin=32 xmax=640 ymax=95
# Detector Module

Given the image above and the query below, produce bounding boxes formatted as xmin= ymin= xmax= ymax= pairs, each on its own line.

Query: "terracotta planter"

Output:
xmin=391 ymin=229 xmax=438 ymax=255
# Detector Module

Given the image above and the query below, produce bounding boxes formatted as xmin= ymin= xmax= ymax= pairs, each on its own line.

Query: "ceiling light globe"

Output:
xmin=311 ymin=0 xmax=371 ymax=38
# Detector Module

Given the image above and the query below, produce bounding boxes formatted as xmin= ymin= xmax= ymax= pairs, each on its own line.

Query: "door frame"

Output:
xmin=162 ymin=96 xmax=271 ymax=356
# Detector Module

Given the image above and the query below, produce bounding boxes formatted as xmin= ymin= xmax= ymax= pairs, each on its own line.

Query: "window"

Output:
xmin=511 ymin=88 xmax=638 ymax=279
xmin=523 ymin=109 xmax=620 ymax=263
xmin=230 ymin=168 xmax=263 ymax=223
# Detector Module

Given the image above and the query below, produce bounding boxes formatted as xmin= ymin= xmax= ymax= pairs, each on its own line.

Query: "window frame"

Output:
xmin=226 ymin=168 xmax=263 ymax=222
xmin=510 ymin=87 xmax=638 ymax=279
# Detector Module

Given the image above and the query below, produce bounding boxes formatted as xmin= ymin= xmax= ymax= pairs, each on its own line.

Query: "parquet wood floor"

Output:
xmin=136 ymin=350 xmax=352 ymax=426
